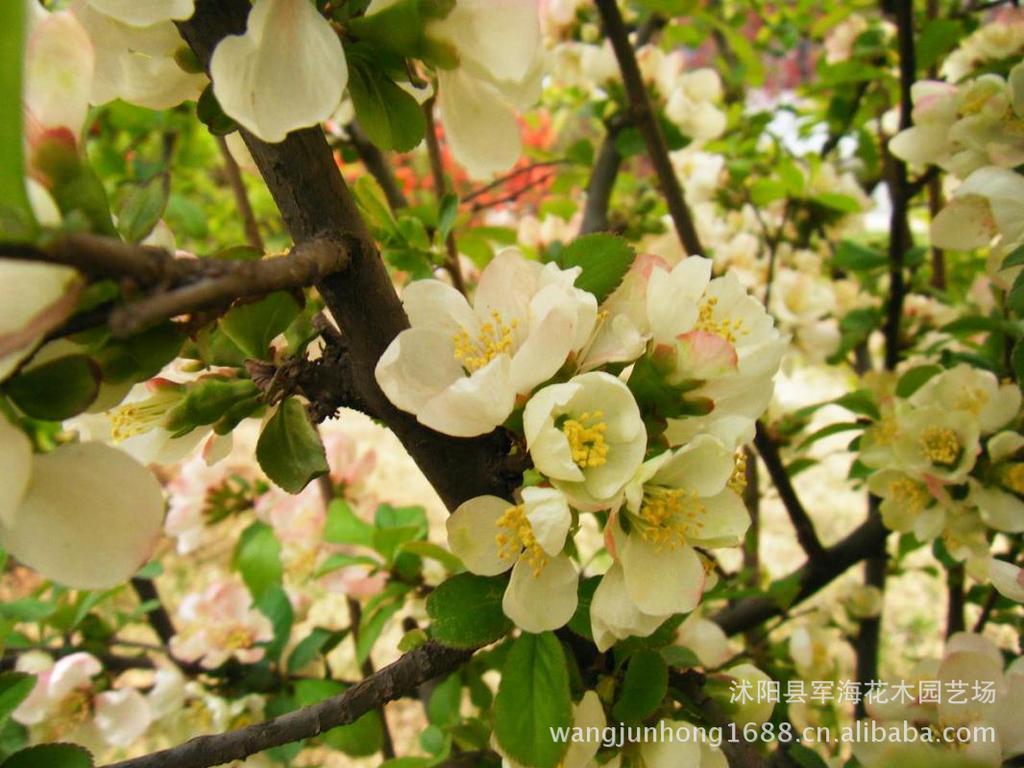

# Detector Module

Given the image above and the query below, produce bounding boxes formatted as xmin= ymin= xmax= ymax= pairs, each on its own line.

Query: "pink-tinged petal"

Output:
xmin=675 ymin=330 xmax=738 ymax=379
xmin=24 ymin=11 xmax=93 ymax=139
xmin=0 ymin=442 xmax=164 ymax=589
xmin=48 ymin=653 xmax=101 ymax=700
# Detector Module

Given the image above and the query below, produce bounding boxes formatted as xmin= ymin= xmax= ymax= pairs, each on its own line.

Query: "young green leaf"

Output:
xmin=233 ymin=521 xmax=283 ymax=601
xmin=557 ymin=233 xmax=636 ymax=303
xmin=256 ymin=398 xmax=330 ymax=493
xmin=426 ymin=573 xmax=512 ymax=648
xmin=611 ymin=649 xmax=668 ymax=724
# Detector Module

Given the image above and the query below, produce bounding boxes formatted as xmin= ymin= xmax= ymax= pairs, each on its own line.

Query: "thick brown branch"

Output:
xmin=712 ymin=514 xmax=888 ymax=636
xmin=594 ymin=0 xmax=704 ymax=256
xmin=102 ymin=642 xmax=472 ymax=768
xmin=177 ymin=0 xmax=523 ymax=510
xmin=753 ymin=424 xmax=825 ymax=559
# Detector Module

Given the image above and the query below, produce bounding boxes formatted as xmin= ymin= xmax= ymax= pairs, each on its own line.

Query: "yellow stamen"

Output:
xmin=453 ymin=310 xmax=517 ymax=372
xmin=495 ymin=504 xmax=547 ymax=576
xmin=1002 ymin=463 xmax=1024 ymax=495
xmin=920 ymin=426 xmax=960 ymax=466
xmin=695 ymin=296 xmax=747 ymax=343
xmin=728 ymin=450 xmax=748 ymax=494
xmin=109 ymin=389 xmax=181 ymax=442
xmin=634 ymin=486 xmax=704 ymax=550
xmin=562 ymin=411 xmax=609 ymax=468
xmin=954 ymin=387 xmax=988 ymax=414
xmin=889 ymin=476 xmax=928 ymax=514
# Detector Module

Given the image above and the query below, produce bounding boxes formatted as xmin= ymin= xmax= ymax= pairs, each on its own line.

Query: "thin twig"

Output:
xmin=216 ymin=135 xmax=265 ymax=252
xmin=422 ymin=98 xmax=466 ymax=295
xmin=345 ymin=122 xmax=409 ymax=212
xmin=131 ymin=578 xmax=177 ymax=647
xmin=753 ymin=424 xmax=826 ymax=559
xmin=462 ymin=160 xmax=567 ymax=204
xmin=595 ymin=0 xmax=704 ymax=256
xmin=102 ymin=642 xmax=473 ymax=768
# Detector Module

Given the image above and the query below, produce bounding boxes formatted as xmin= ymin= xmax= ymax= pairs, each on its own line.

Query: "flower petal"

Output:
xmin=502 ymin=554 xmax=577 ymax=633
xmin=0 ymin=417 xmax=32 ymax=530
xmin=990 ymin=558 xmax=1024 ymax=603
xmin=375 ymin=326 xmax=465 ymax=416
xmin=522 ymin=486 xmax=571 ymax=556
xmin=24 ymin=11 xmax=94 ymax=137
xmin=447 ymin=495 xmax=518 ymax=576
xmin=211 ymin=0 xmax=347 ymax=143
xmin=590 ymin=562 xmax=666 ymax=652
xmin=418 ymin=355 xmax=516 ymax=437
xmin=0 ymin=442 xmax=164 ymax=589
xmin=0 ymin=261 xmax=79 ymax=382
xmin=652 ymin=434 xmax=733 ymax=497
xmin=94 ymin=688 xmax=153 ymax=747
xmin=621 ymin=535 xmax=705 ymax=616
xmin=86 ymin=0 xmax=194 ymax=26
xmin=437 ymin=67 xmax=521 ymax=180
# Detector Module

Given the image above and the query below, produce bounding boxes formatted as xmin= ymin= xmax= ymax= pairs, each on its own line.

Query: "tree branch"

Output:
xmin=594 ymin=0 xmax=704 ymax=256
xmin=753 ymin=424 xmax=825 ymax=559
xmin=101 ymin=641 xmax=472 ymax=768
xmin=422 ymin=98 xmax=466 ymax=294
xmin=177 ymin=0 xmax=523 ymax=510
xmin=712 ymin=514 xmax=888 ymax=636
xmin=345 ymin=121 xmax=410 ymax=212
xmin=580 ymin=123 xmax=624 ymax=235
xmin=216 ymin=135 xmax=265 ymax=252
xmin=131 ymin=578 xmax=177 ymax=648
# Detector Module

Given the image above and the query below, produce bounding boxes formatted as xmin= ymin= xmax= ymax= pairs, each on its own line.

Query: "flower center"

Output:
xmin=954 ymin=387 xmax=988 ymax=414
xmin=453 ymin=310 xmax=517 ymax=373
xmin=890 ymin=476 xmax=928 ymax=513
xmin=696 ymin=296 xmax=746 ymax=343
xmin=1002 ymin=463 xmax=1024 ymax=495
xmin=561 ymin=411 xmax=609 ymax=468
xmin=109 ymin=389 xmax=181 ymax=442
xmin=919 ymin=426 xmax=961 ymax=467
xmin=495 ymin=504 xmax=547 ymax=576
xmin=634 ymin=486 xmax=704 ymax=550
xmin=217 ymin=626 xmax=256 ymax=651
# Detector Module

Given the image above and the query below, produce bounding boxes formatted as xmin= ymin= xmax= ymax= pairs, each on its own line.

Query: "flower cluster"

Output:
xmin=376 ymin=246 xmax=785 ymax=639
xmin=860 ymin=364 xmax=1024 ymax=598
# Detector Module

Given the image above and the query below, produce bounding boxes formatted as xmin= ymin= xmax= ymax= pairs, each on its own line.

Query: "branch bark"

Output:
xmin=345 ymin=121 xmax=410 ymax=212
xmin=594 ymin=0 xmax=704 ymax=256
xmin=753 ymin=424 xmax=825 ymax=559
xmin=177 ymin=0 xmax=523 ymax=511
xmin=101 ymin=641 xmax=472 ymax=768
xmin=712 ymin=513 xmax=887 ymax=636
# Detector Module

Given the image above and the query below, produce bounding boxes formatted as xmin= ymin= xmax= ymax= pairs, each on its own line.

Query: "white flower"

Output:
xmin=429 ymin=0 xmax=543 ymax=178
xmin=676 ymin=609 xmax=732 ymax=668
xmin=0 ymin=261 xmax=80 ymax=382
xmin=990 ymin=559 xmax=1024 ymax=603
xmin=0 ymin=416 xmax=165 ymax=589
xmin=911 ymin=364 xmax=1020 ymax=435
xmin=170 ymin=578 xmax=275 ymax=669
xmin=931 ymin=166 xmax=1024 ymax=251
xmin=211 ymin=0 xmax=348 ymax=143
xmin=447 ymin=488 xmax=578 ymax=633
xmin=24 ymin=10 xmax=94 ymax=142
xmin=93 ymin=688 xmax=153 ymax=748
xmin=664 ymin=69 xmax=727 ymax=141
xmin=84 ymin=0 xmax=194 ymax=26
xmin=892 ymin=406 xmax=980 ymax=484
xmin=71 ymin=0 xmax=206 ymax=110
xmin=614 ymin=436 xmax=747 ymax=616
xmin=590 ymin=562 xmax=668 ymax=652
xmin=524 ymin=371 xmax=646 ymax=508
xmin=376 ymin=248 xmax=598 ymax=437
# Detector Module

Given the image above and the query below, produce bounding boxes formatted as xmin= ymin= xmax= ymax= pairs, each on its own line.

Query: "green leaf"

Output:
xmin=557 ymin=233 xmax=636 ymax=303
xmin=426 ymin=573 xmax=512 ymax=649
xmin=220 ymin=292 xmax=302 ymax=359
xmin=1 ymin=744 xmax=93 ymax=768
xmin=810 ymin=192 xmax=862 ymax=213
xmin=896 ymin=365 xmax=942 ymax=398
xmin=611 ymin=649 xmax=668 ymax=724
xmin=438 ymin=193 xmax=458 ymax=242
xmin=196 ymin=85 xmax=238 ymax=136
xmin=1001 ymin=243 xmax=1024 ymax=269
xmin=0 ymin=2 xmax=34 ymax=239
xmin=347 ymin=59 xmax=426 ymax=152
xmin=117 ymin=176 xmax=169 ymax=243
xmin=787 ymin=743 xmax=831 ymax=768
xmin=255 ymin=584 xmax=293 ymax=662
xmin=427 ymin=673 xmax=462 ymax=727
xmin=916 ymin=19 xmax=963 ymax=71
xmin=833 ymin=240 xmax=888 ymax=271
xmin=832 ymin=390 xmax=879 ymax=420
xmin=0 ymin=674 xmax=35 ymax=725
xmin=234 ymin=522 xmax=282 ymax=601
xmin=5 ymin=355 xmax=100 ymax=420
xmin=493 ymin=632 xmax=572 ymax=768
xmin=323 ymin=499 xmax=376 ymax=548
xmin=797 ymin=421 xmax=864 ymax=451
xmin=399 ymin=540 xmax=463 ymax=572
xmin=256 ymin=398 xmax=329 ymax=493
xmin=288 ymin=627 xmax=346 ymax=674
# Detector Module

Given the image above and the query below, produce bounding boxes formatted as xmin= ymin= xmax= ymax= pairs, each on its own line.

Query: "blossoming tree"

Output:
xmin=0 ymin=0 xmax=1022 ymax=767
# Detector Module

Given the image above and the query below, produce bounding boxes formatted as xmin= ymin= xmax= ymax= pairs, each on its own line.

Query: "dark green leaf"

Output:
xmin=611 ymin=649 xmax=668 ymax=724
xmin=833 ymin=240 xmax=887 ymax=271
xmin=493 ymin=632 xmax=572 ymax=768
xmin=426 ymin=573 xmax=512 ymax=649
xmin=0 ymin=674 xmax=35 ymax=726
xmin=117 ymin=177 xmax=169 ymax=243
xmin=220 ymin=292 xmax=302 ymax=359
xmin=2 ymin=744 xmax=93 ymax=768
xmin=895 ymin=365 xmax=943 ymax=398
xmin=916 ymin=19 xmax=963 ymax=71
xmin=5 ymin=355 xmax=100 ymax=420
xmin=256 ymin=398 xmax=330 ymax=493
xmin=347 ymin=60 xmax=426 ymax=152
